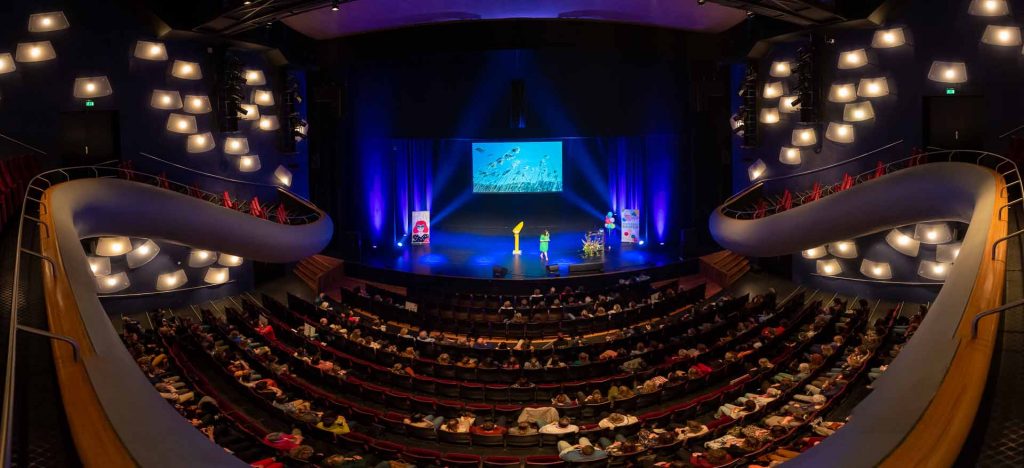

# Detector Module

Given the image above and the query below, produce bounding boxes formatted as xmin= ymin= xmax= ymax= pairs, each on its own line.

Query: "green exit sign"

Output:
xmin=85 ymin=99 xmax=95 ymax=107
xmin=945 ymin=88 xmax=956 ymax=95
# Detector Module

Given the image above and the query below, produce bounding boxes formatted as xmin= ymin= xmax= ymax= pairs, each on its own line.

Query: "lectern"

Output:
xmin=512 ymin=221 xmax=525 ymax=255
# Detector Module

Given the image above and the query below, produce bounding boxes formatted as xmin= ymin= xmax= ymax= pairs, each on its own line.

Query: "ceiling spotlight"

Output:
xmin=331 ymin=0 xmax=340 ymax=11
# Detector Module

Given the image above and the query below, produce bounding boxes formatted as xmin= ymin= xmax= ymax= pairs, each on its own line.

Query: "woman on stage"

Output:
xmin=539 ymin=230 xmax=551 ymax=261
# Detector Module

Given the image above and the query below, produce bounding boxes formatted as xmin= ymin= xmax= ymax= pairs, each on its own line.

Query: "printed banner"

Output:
xmin=621 ymin=209 xmax=640 ymax=243
xmin=411 ymin=211 xmax=431 ymax=244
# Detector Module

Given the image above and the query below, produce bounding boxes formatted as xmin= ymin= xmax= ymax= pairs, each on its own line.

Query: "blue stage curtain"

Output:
xmin=393 ymin=139 xmax=435 ymax=242
xmin=605 ymin=135 xmax=678 ymax=244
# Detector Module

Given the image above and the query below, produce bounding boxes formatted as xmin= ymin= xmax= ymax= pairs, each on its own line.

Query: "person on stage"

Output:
xmin=539 ymin=230 xmax=551 ymax=261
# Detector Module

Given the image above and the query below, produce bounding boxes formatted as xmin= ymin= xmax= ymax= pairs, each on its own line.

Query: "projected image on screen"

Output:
xmin=472 ymin=141 xmax=563 ymax=193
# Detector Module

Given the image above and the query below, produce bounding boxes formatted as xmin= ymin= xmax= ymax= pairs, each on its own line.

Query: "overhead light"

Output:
xmin=886 ymin=229 xmax=921 ymax=257
xmin=779 ymin=147 xmax=801 ymax=165
xmin=0 ymin=53 xmax=15 ymax=75
xmin=937 ymin=242 xmax=962 ymax=263
xmin=87 ymin=257 xmax=111 ymax=276
xmin=969 ymin=0 xmax=1009 ymax=16
xmin=982 ymin=25 xmax=1022 ymax=46
xmin=826 ymin=122 xmax=855 ymax=143
xmin=134 ymin=41 xmax=168 ymax=61
xmin=15 ymin=41 xmax=56 ymax=63
xmin=188 ymin=249 xmax=217 ymax=268
xmin=204 ymin=267 xmax=230 ymax=285
xmin=928 ymin=61 xmax=967 ymax=84
xmin=184 ymin=94 xmax=212 ymax=114
xmin=72 ymin=76 xmax=113 ymax=99
xmin=218 ymin=254 xmax=244 ymax=267
xmin=95 ymin=272 xmax=130 ymax=293
xmin=238 ymin=103 xmax=260 ymax=121
xmin=919 ymin=260 xmax=952 ymax=280
xmin=187 ymin=132 xmax=216 ymax=153
xmin=274 ymin=165 xmax=293 ymax=187
xmin=156 ymin=270 xmax=188 ymax=291
xmin=95 ymin=236 xmax=132 ymax=256
xmin=243 ymin=69 xmax=266 ymax=85
xmin=166 ymin=113 xmax=197 ymax=134
xmin=126 ymin=239 xmax=160 ymax=268
xmin=28 ymin=12 xmax=70 ymax=32
xmin=828 ymin=83 xmax=857 ymax=103
xmin=759 ymin=108 xmax=780 ymax=124
xmin=238 ymin=155 xmax=262 ymax=172
xmin=857 ymin=77 xmax=890 ymax=98
xmin=872 ymin=28 xmax=907 ymax=48
xmin=762 ymin=81 xmax=784 ymax=99
xmin=171 ymin=60 xmax=202 ymax=80
xmin=747 ymin=159 xmax=766 ymax=181
xmin=816 ymin=259 xmax=842 ymax=276
xmin=779 ymin=95 xmax=800 ymax=113
xmin=801 ymin=246 xmax=827 ymax=259
xmin=914 ymin=223 xmax=954 ymax=244
xmin=253 ymin=89 xmax=275 ymax=106
xmin=843 ymin=101 xmax=875 ymax=122
xmin=224 ymin=137 xmax=249 ymax=155
xmin=860 ymin=260 xmax=893 ymax=280
xmin=151 ymin=90 xmax=182 ymax=109
xmin=792 ymin=128 xmax=818 ymax=147
xmin=331 ymin=0 xmax=341 ymax=11
xmin=769 ymin=61 xmax=792 ymax=78
xmin=258 ymin=115 xmax=280 ymax=131
xmin=838 ymin=49 xmax=868 ymax=69
xmin=828 ymin=241 xmax=858 ymax=259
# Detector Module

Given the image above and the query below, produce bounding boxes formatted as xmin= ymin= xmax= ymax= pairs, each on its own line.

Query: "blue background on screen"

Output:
xmin=472 ymin=141 xmax=563 ymax=193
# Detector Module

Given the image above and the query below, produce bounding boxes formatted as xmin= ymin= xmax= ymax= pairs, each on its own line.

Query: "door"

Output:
xmin=923 ymin=96 xmax=986 ymax=150
xmin=58 ymin=110 xmax=120 ymax=165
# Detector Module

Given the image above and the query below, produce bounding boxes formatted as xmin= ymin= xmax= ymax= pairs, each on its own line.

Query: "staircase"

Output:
xmin=698 ymin=250 xmax=750 ymax=290
xmin=293 ymin=254 xmax=344 ymax=293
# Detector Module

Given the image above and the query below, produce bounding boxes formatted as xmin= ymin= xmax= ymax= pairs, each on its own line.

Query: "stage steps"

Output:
xmin=293 ymin=255 xmax=344 ymax=293
xmin=699 ymin=250 xmax=750 ymax=291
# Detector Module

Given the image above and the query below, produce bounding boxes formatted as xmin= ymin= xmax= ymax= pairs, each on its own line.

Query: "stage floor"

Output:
xmin=358 ymin=230 xmax=680 ymax=279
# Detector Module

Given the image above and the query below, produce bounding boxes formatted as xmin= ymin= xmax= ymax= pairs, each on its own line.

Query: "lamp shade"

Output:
xmin=244 ymin=69 xmax=266 ymax=85
xmin=928 ymin=61 xmax=967 ymax=83
xmin=872 ymin=28 xmax=907 ymax=48
xmin=72 ymin=76 xmax=112 ymax=99
xmin=156 ymin=269 xmax=188 ymax=291
xmin=982 ymin=25 xmax=1022 ymax=46
xmin=184 ymin=94 xmax=212 ymax=114
xmin=187 ymin=132 xmax=216 ymax=153
xmin=843 ymin=101 xmax=875 ymax=122
xmin=762 ymin=81 xmax=784 ymax=99
xmin=860 ymin=259 xmax=893 ymax=280
xmin=769 ymin=61 xmax=792 ymax=78
xmin=88 ymin=256 xmax=111 ymax=276
xmin=204 ymin=267 xmax=230 ymax=285
xmin=858 ymin=77 xmax=890 ymax=98
xmin=937 ymin=242 xmax=962 ymax=263
xmin=801 ymin=246 xmax=828 ymax=259
xmin=838 ymin=49 xmax=868 ymax=69
xmin=134 ymin=41 xmax=168 ymax=61
xmin=167 ymin=113 xmax=197 ymax=134
xmin=238 ymin=155 xmax=261 ymax=172
xmin=828 ymin=241 xmax=858 ymax=259
xmin=151 ymin=90 xmax=182 ymax=110
xmin=253 ymin=89 xmax=275 ymax=106
xmin=224 ymin=137 xmax=249 ymax=155
xmin=779 ymin=147 xmax=801 ymax=165
xmin=258 ymin=115 xmax=280 ymax=131
xmin=747 ymin=159 xmax=766 ymax=181
xmin=95 ymin=236 xmax=131 ymax=256
xmin=969 ymin=0 xmax=1009 ymax=16
xmin=759 ymin=108 xmax=780 ymax=124
xmin=816 ymin=259 xmax=842 ymax=276
xmin=188 ymin=249 xmax=217 ymax=268
xmin=28 ymin=11 xmax=70 ymax=32
xmin=825 ymin=122 xmax=855 ymax=143
xmin=914 ymin=223 xmax=954 ymax=244
xmin=886 ymin=229 xmax=921 ymax=256
xmin=171 ymin=60 xmax=202 ymax=80
xmin=95 ymin=272 xmax=130 ymax=293
xmin=792 ymin=128 xmax=818 ymax=147
xmin=918 ymin=260 xmax=951 ymax=281
xmin=238 ymin=103 xmax=260 ymax=121
xmin=828 ymin=83 xmax=857 ymax=103
xmin=15 ymin=41 xmax=56 ymax=62
xmin=274 ymin=165 xmax=293 ymax=187
xmin=218 ymin=254 xmax=244 ymax=267
xmin=779 ymin=96 xmax=800 ymax=113
xmin=0 ymin=53 xmax=15 ymax=75
xmin=126 ymin=239 xmax=160 ymax=268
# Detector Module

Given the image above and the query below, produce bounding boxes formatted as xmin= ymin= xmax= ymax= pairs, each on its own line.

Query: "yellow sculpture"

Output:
xmin=512 ymin=221 xmax=525 ymax=255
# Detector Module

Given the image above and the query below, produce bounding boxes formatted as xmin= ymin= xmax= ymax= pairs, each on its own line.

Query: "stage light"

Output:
xmin=792 ymin=128 xmax=817 ymax=147
xmin=15 ymin=41 xmax=56 ymax=63
xmin=747 ymin=159 xmax=767 ymax=181
xmin=886 ymin=229 xmax=921 ymax=256
xmin=769 ymin=60 xmax=792 ymax=78
xmin=188 ymin=249 xmax=217 ymax=268
xmin=982 ymin=25 xmax=1022 ymax=46
xmin=928 ymin=61 xmax=967 ymax=84
xmin=838 ymin=49 xmax=868 ymax=69
xmin=238 ymin=155 xmax=261 ymax=172
xmin=238 ymin=103 xmax=260 ymax=121
xmin=843 ymin=101 xmax=875 ymax=122
xmin=762 ymin=81 xmax=784 ymax=99
xmin=72 ymin=76 xmax=113 ymax=99
xmin=860 ymin=260 xmax=893 ymax=280
xmin=258 ymin=115 xmax=280 ymax=131
xmin=187 ymin=132 xmax=216 ymax=153
xmin=872 ymin=28 xmax=907 ymax=48
xmin=828 ymin=83 xmax=857 ymax=103
xmin=96 ymin=236 xmax=131 ymax=256
xmin=204 ymin=267 xmax=230 ymax=285
xmin=224 ymin=137 xmax=249 ymax=155
xmin=816 ymin=259 xmax=842 ymax=276
xmin=779 ymin=96 xmax=800 ymax=113
xmin=243 ymin=69 xmax=266 ymax=85
xmin=639 ymin=240 xmax=645 ymax=246
xmin=759 ymin=108 xmax=780 ymax=124
xmin=156 ymin=269 xmax=188 ymax=291
xmin=779 ymin=147 xmax=801 ymax=166
xmin=331 ymin=0 xmax=341 ymax=11
xmin=184 ymin=94 xmax=212 ymax=114
xmin=937 ymin=242 xmax=962 ymax=263
xmin=134 ymin=41 xmax=168 ymax=61
xmin=826 ymin=123 xmax=855 ymax=143
xmin=126 ymin=239 xmax=160 ymax=268
xmin=857 ymin=77 xmax=890 ymax=98
xmin=218 ymin=254 xmax=243 ymax=267
xmin=87 ymin=256 xmax=111 ymax=276
xmin=914 ymin=223 xmax=953 ymax=244
xmin=253 ymin=89 xmax=275 ymax=106
xmin=919 ymin=260 xmax=951 ymax=280
xmin=397 ymin=241 xmax=404 ymax=247
xmin=274 ymin=165 xmax=293 ymax=187
xmin=28 ymin=12 xmax=70 ymax=32
xmin=171 ymin=60 xmax=202 ymax=80
xmin=969 ymin=0 xmax=1009 ymax=16
xmin=0 ymin=53 xmax=14 ymax=75
xmin=828 ymin=241 xmax=858 ymax=259
xmin=95 ymin=272 xmax=130 ymax=293
xmin=802 ymin=246 xmax=827 ymax=259
xmin=167 ymin=113 xmax=197 ymax=134
xmin=150 ymin=90 xmax=182 ymax=110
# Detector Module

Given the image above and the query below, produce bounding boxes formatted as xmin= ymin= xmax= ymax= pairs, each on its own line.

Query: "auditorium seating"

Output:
xmin=0 ymin=155 xmax=41 ymax=231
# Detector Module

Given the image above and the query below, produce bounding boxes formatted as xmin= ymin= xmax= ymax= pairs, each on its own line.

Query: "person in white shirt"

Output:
xmin=539 ymin=417 xmax=580 ymax=435
xmin=598 ymin=413 xmax=638 ymax=429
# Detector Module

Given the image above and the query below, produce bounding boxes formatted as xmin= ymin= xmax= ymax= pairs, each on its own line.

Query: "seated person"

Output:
xmin=470 ymin=420 xmax=507 ymax=436
xmin=715 ymin=399 xmax=758 ymax=420
xmin=539 ymin=417 xmax=580 ymax=435
xmin=439 ymin=419 xmax=466 ymax=433
xmin=557 ymin=437 xmax=609 ymax=462
xmin=404 ymin=413 xmax=443 ymax=429
xmin=599 ymin=412 xmax=639 ymax=429
xmin=508 ymin=421 xmax=538 ymax=436
xmin=315 ymin=413 xmax=350 ymax=435
xmin=690 ymin=448 xmax=734 ymax=468
xmin=676 ymin=420 xmax=710 ymax=440
xmin=272 ymin=394 xmax=311 ymax=415
xmin=551 ymin=393 xmax=576 ymax=407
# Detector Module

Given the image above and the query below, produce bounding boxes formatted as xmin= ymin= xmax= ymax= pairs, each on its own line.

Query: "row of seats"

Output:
xmin=0 ymin=155 xmax=40 ymax=230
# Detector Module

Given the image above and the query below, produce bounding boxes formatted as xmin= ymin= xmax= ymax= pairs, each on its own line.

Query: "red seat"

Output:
xmin=484 ymin=455 xmax=522 ymax=467
xmin=441 ymin=453 xmax=482 ymax=467
xmin=401 ymin=447 xmax=441 ymax=464
xmin=525 ymin=455 xmax=566 ymax=467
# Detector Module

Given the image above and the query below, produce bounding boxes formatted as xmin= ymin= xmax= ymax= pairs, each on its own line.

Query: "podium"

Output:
xmin=512 ymin=221 xmax=524 ymax=255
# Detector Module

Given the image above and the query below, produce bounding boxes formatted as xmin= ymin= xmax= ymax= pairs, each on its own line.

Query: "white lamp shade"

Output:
xmin=769 ymin=61 xmax=792 ymax=78
xmin=28 ymin=12 xmax=70 ymax=32
xmin=72 ymin=76 xmax=112 ymax=99
xmin=238 ymin=103 xmax=260 ymax=121
xmin=914 ymin=223 xmax=954 ymax=244
xmin=15 ymin=41 xmax=56 ymax=62
xmin=762 ymin=81 xmax=784 ymax=99
xmin=151 ymin=90 xmax=182 ymax=110
xmin=258 ymin=115 xmax=280 ymax=131
xmin=126 ymin=239 xmax=160 ymax=269
xmin=886 ymin=229 xmax=921 ymax=257
xmin=184 ymin=95 xmax=213 ymax=114
xmin=134 ymin=41 xmax=168 ymax=61
xmin=838 ymin=49 xmax=868 ymax=69
xmin=828 ymin=241 xmax=859 ymax=259
xmin=858 ymin=77 xmax=890 ymax=98
xmin=253 ymin=89 xmax=275 ymax=106
xmin=188 ymin=249 xmax=217 ymax=268
xmin=167 ymin=113 xmax=198 ymax=134
xmin=816 ymin=259 xmax=842 ymax=276
xmin=156 ymin=269 xmax=188 ymax=291
xmin=801 ymin=246 xmax=828 ymax=259
xmin=759 ymin=108 xmax=780 ymax=124
xmin=872 ymin=28 xmax=907 ymax=48
xmin=204 ymin=267 xmax=230 ymax=285
xmin=826 ymin=122 xmax=855 ymax=143
xmin=95 ymin=236 xmax=132 ymax=256
xmin=244 ymin=69 xmax=267 ymax=85
xmin=88 ymin=256 xmax=111 ymax=276
xmin=982 ymin=25 xmax=1022 ymax=46
xmin=187 ymin=132 xmax=216 ymax=153
xmin=918 ymin=260 xmax=951 ymax=281
xmin=860 ymin=259 xmax=893 ymax=280
xmin=274 ymin=165 xmax=293 ymax=187
xmin=779 ymin=96 xmax=800 ymax=113
xmin=238 ymin=155 xmax=261 ymax=172
xmin=218 ymin=254 xmax=244 ymax=267
xmin=171 ymin=60 xmax=202 ymax=80
xmin=779 ymin=147 xmax=801 ymax=165
xmin=95 ymin=272 xmax=130 ymax=293
xmin=224 ymin=137 xmax=249 ymax=155
xmin=843 ymin=101 xmax=875 ymax=122
xmin=828 ymin=83 xmax=857 ymax=103
xmin=969 ymin=0 xmax=1009 ymax=16
xmin=747 ymin=159 xmax=767 ymax=181
xmin=928 ymin=61 xmax=968 ymax=84
xmin=937 ymin=242 xmax=962 ymax=263
xmin=0 ymin=53 xmax=15 ymax=75
xmin=792 ymin=128 xmax=818 ymax=147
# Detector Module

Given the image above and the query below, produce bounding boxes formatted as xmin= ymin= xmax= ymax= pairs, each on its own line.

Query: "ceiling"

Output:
xmin=280 ymin=0 xmax=749 ymax=40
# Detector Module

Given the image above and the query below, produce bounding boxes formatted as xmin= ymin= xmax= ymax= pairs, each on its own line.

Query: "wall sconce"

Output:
xmin=87 ymin=256 xmax=111 ymax=276
xmin=238 ymin=155 xmax=261 ymax=172
xmin=828 ymin=83 xmax=857 ymax=103
xmin=244 ymin=69 xmax=266 ymax=85
xmin=224 ymin=137 xmax=249 ymax=155
xmin=802 ymin=246 xmax=828 ymax=259
xmin=204 ymin=267 xmax=230 ymax=285
xmin=828 ymin=241 xmax=859 ymax=259
xmin=184 ymin=94 xmax=212 ymax=114
xmin=167 ymin=113 xmax=197 ymax=134
xmin=928 ymin=61 xmax=967 ymax=83
xmin=769 ymin=61 xmax=792 ymax=78
xmin=826 ymin=122 xmax=855 ymax=143
xmin=126 ymin=239 xmax=160 ymax=268
xmin=858 ymin=77 xmax=890 ymax=98
xmin=843 ymin=101 xmax=875 ymax=122
xmin=981 ymin=25 xmax=1022 ymax=46
xmin=918 ymin=260 xmax=951 ymax=281
xmin=0 ymin=53 xmax=14 ymax=75
xmin=72 ymin=76 xmax=113 ymax=99
xmin=134 ymin=40 xmax=168 ymax=61
xmin=872 ymin=28 xmax=907 ymax=48
xmin=150 ymin=90 xmax=182 ymax=110
xmin=156 ymin=269 xmax=188 ymax=291
xmin=275 ymin=165 xmax=293 ymax=187
xmin=886 ymin=229 xmax=921 ymax=256
xmin=860 ymin=259 xmax=893 ymax=280
xmin=187 ymin=132 xmax=216 ymax=153
xmin=969 ymin=0 xmax=1009 ymax=16
xmin=759 ymin=108 xmax=780 ymax=124
xmin=792 ymin=128 xmax=818 ymax=147
xmin=747 ymin=159 xmax=767 ymax=181
xmin=838 ymin=49 xmax=868 ymax=69
xmin=218 ymin=254 xmax=244 ymax=267
xmin=15 ymin=41 xmax=56 ymax=63
xmin=253 ymin=89 xmax=275 ymax=106
xmin=188 ymin=249 xmax=217 ymax=268
xmin=258 ymin=115 xmax=280 ymax=131
xmin=28 ymin=11 xmax=70 ymax=32
xmin=914 ymin=223 xmax=954 ymax=244
xmin=779 ymin=147 xmax=801 ymax=165
xmin=779 ymin=96 xmax=800 ymax=113
xmin=171 ymin=60 xmax=202 ymax=80
xmin=95 ymin=272 xmax=130 ymax=293
xmin=816 ymin=259 xmax=842 ymax=276
xmin=937 ymin=242 xmax=962 ymax=263
xmin=95 ymin=236 xmax=131 ymax=256
xmin=762 ymin=81 xmax=784 ymax=99
xmin=238 ymin=103 xmax=260 ymax=121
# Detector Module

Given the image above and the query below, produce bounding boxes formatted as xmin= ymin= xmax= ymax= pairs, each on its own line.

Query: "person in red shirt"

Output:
xmin=690 ymin=448 xmax=733 ymax=468
xmin=257 ymin=324 xmax=276 ymax=342
xmin=470 ymin=420 xmax=508 ymax=436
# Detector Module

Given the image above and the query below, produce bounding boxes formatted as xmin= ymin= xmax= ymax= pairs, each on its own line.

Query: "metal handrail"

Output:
xmin=0 ymin=131 xmax=47 ymax=155
xmin=971 ymin=298 xmax=1024 ymax=338
xmin=999 ymin=198 xmax=1023 ymax=221
xmin=17 ymin=326 xmax=81 ymax=364
xmin=991 ymin=228 xmax=1024 ymax=260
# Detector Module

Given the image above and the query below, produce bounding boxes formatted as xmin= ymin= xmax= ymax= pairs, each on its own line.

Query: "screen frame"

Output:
xmin=470 ymin=139 xmax=564 ymax=194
